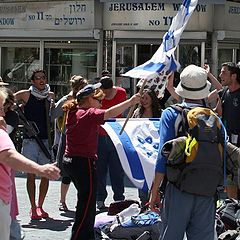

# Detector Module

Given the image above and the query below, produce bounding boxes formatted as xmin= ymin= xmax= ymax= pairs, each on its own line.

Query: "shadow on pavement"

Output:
xmin=21 ymin=217 xmax=74 ymax=231
xmin=16 ymin=172 xmax=136 ymax=188
xmin=60 ymin=210 xmax=75 ymax=218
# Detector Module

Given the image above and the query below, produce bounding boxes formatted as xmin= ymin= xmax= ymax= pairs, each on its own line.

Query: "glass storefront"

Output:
xmin=1 ymin=43 xmax=39 ymax=92
xmin=218 ymin=43 xmax=240 ymax=74
xmin=115 ymin=44 xmax=134 ymax=96
xmin=179 ymin=44 xmax=201 ymax=70
xmin=113 ymin=42 xmax=204 ymax=95
xmin=0 ymin=41 xmax=98 ymax=99
xmin=44 ymin=41 xmax=98 ymax=99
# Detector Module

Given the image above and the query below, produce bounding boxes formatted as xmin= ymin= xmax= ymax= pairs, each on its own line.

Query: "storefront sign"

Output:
xmin=100 ymin=0 xmax=225 ymax=3
xmin=224 ymin=2 xmax=240 ymax=30
xmin=0 ymin=1 xmax=94 ymax=30
xmin=214 ymin=1 xmax=240 ymax=32
xmin=103 ymin=2 xmax=213 ymax=31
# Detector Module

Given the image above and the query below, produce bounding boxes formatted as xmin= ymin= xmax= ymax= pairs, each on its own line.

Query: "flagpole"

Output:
xmin=119 ymin=78 xmax=147 ymax=135
xmin=119 ymin=0 xmax=199 ymax=134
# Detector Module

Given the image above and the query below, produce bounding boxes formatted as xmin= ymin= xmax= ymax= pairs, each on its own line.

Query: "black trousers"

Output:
xmin=63 ymin=156 xmax=96 ymax=240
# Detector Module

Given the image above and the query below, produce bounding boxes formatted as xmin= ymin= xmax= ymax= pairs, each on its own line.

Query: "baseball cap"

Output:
xmin=76 ymin=83 xmax=102 ymax=100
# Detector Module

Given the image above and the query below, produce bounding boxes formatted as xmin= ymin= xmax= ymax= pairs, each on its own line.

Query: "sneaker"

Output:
xmin=30 ymin=208 xmax=42 ymax=220
xmin=59 ymin=202 xmax=69 ymax=212
xmin=36 ymin=207 xmax=49 ymax=218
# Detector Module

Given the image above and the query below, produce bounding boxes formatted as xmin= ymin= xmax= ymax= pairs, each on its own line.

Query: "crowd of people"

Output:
xmin=0 ymin=61 xmax=240 ymax=240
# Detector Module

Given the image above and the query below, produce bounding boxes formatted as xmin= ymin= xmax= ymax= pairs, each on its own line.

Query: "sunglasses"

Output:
xmin=34 ymin=75 xmax=46 ymax=80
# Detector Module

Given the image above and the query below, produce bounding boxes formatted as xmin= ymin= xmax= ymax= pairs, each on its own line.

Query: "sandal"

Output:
xmin=36 ymin=207 xmax=49 ymax=218
xmin=59 ymin=202 xmax=68 ymax=212
xmin=30 ymin=208 xmax=42 ymax=220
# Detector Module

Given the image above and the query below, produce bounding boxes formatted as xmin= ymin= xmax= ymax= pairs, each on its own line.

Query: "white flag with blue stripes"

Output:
xmin=102 ymin=118 xmax=160 ymax=192
xmin=122 ymin=0 xmax=198 ymax=80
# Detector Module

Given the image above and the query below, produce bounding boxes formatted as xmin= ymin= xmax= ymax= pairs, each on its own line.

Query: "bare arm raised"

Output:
xmin=14 ymin=89 xmax=30 ymax=104
xmin=203 ymin=64 xmax=222 ymax=103
xmin=166 ymin=72 xmax=180 ymax=101
xmin=14 ymin=90 xmax=55 ymax=104
xmin=104 ymin=93 xmax=141 ymax=120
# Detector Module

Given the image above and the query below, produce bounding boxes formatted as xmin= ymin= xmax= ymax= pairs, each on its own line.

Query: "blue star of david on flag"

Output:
xmin=122 ymin=0 xmax=199 ymax=80
xmin=102 ymin=118 xmax=160 ymax=192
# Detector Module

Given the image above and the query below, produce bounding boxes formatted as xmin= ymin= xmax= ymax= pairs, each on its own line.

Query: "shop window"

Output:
xmin=218 ymin=49 xmax=234 ymax=73
xmin=137 ymin=44 xmax=159 ymax=66
xmin=115 ymin=44 xmax=134 ymax=96
xmin=1 ymin=47 xmax=39 ymax=91
xmin=236 ymin=49 xmax=240 ymax=64
xmin=44 ymin=42 xmax=97 ymax=99
xmin=179 ymin=44 xmax=201 ymax=70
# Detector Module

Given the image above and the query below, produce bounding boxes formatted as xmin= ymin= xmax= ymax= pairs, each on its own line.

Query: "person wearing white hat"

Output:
xmin=149 ymin=65 xmax=217 ymax=240
xmin=166 ymin=63 xmax=222 ymax=105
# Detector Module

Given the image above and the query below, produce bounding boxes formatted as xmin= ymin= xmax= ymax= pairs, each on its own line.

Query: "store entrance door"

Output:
xmin=137 ymin=44 xmax=159 ymax=65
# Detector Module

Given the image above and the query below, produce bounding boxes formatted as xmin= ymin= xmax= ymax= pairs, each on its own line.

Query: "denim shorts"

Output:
xmin=21 ymin=139 xmax=51 ymax=165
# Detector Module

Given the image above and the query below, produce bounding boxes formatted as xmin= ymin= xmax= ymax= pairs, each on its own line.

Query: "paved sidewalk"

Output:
xmin=15 ymin=175 xmax=139 ymax=240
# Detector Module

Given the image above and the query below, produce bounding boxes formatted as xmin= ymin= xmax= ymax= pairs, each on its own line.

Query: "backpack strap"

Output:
xmin=170 ymin=104 xmax=190 ymax=137
xmin=170 ymin=104 xmax=183 ymax=112
xmin=45 ymin=99 xmax=54 ymax=162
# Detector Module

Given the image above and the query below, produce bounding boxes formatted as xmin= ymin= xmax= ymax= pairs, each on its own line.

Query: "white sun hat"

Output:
xmin=175 ymin=65 xmax=211 ymax=100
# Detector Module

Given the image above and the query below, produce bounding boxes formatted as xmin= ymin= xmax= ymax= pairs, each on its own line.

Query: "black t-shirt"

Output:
xmin=219 ymin=87 xmax=240 ymax=135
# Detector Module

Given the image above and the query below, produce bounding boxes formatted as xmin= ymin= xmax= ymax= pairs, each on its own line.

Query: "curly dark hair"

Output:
xmin=30 ymin=69 xmax=47 ymax=81
xmin=138 ymin=89 xmax=162 ymax=117
xmin=222 ymin=62 xmax=240 ymax=84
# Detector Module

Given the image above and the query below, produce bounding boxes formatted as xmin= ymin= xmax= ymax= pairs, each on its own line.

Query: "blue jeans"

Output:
xmin=96 ymin=135 xmax=125 ymax=202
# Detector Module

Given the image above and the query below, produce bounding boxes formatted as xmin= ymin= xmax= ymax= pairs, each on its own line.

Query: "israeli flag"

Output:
xmin=123 ymin=0 xmax=199 ymax=80
xmin=102 ymin=118 xmax=160 ymax=192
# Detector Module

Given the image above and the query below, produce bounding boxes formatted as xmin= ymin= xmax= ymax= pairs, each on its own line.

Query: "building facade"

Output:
xmin=0 ymin=0 xmax=103 ymax=98
xmin=0 ymin=0 xmax=239 ymax=97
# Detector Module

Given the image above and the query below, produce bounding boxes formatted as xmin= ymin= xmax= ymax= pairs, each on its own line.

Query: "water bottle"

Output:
xmin=116 ymin=203 xmax=141 ymax=224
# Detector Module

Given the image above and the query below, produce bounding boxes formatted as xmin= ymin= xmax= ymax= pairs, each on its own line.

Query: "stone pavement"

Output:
xmin=15 ymin=174 xmax=139 ymax=240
